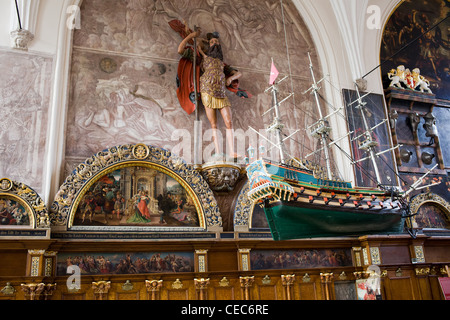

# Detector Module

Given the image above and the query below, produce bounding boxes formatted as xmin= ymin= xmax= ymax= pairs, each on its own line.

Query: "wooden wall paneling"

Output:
xmin=385 ymin=268 xmax=418 ymax=300
xmin=166 ymin=288 xmax=190 ymax=300
xmin=211 ymin=277 xmax=236 ymax=300
xmin=165 ymin=278 xmax=190 ymax=300
xmin=255 ymin=275 xmax=279 ymax=300
xmin=61 ymin=292 xmax=86 ymax=300
xmin=297 ymin=274 xmax=320 ymax=300
xmin=114 ymin=280 xmax=141 ymax=300
xmin=208 ymin=249 xmax=239 ymax=272
xmin=0 ymin=252 xmax=28 ymax=276
xmin=429 ymin=275 xmax=445 ymax=300
xmin=115 ymin=290 xmax=140 ymax=300
xmin=415 ymin=267 xmax=433 ymax=300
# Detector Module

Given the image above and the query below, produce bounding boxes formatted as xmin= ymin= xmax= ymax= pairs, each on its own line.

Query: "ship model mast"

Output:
xmin=249 ymin=74 xmax=299 ymax=166
xmin=348 ymin=82 xmax=440 ymax=195
xmin=303 ymin=53 xmax=344 ymax=180
xmin=348 ymin=83 xmax=399 ymax=187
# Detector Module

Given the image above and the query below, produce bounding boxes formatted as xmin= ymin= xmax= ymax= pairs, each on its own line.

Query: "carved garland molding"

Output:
xmin=49 ymin=144 xmax=221 ymax=230
xmin=409 ymin=192 xmax=450 ymax=222
xmin=233 ymin=181 xmax=252 ymax=229
xmin=0 ymin=177 xmax=49 ymax=228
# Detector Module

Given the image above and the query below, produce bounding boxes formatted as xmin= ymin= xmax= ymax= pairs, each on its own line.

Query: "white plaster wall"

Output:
xmin=0 ymin=1 xmax=13 ymax=47
xmin=0 ymin=0 xmax=64 ymax=54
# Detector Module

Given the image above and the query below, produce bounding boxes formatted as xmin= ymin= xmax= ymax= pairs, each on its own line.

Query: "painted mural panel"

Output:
xmin=0 ymin=50 xmax=52 ymax=195
xmin=56 ymin=251 xmax=194 ymax=276
xmin=65 ymin=0 xmax=320 ymax=172
xmin=72 ymin=165 xmax=200 ymax=228
xmin=381 ymin=0 xmax=450 ymax=100
xmin=0 ymin=195 xmax=31 ymax=227
xmin=415 ymin=202 xmax=449 ymax=229
xmin=250 ymin=248 xmax=353 ymax=270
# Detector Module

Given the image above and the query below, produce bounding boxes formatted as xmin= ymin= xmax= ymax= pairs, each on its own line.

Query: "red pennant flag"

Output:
xmin=269 ymin=60 xmax=279 ymax=85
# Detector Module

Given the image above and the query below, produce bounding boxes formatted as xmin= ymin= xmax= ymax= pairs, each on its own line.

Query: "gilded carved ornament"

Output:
xmin=50 ymin=144 xmax=221 ymax=230
xmin=0 ymin=178 xmax=49 ymax=228
xmin=408 ymin=192 xmax=450 ymax=229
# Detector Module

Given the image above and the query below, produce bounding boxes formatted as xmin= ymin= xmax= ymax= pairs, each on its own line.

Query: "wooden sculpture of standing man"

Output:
xmin=197 ymin=31 xmax=242 ymax=159
xmin=171 ymin=19 xmax=251 ymax=159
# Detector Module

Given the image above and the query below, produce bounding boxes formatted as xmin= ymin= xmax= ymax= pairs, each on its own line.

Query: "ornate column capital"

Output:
xmin=92 ymin=281 xmax=111 ymax=300
xmin=145 ymin=280 xmax=163 ymax=300
xmin=239 ymin=276 xmax=254 ymax=300
xmin=21 ymin=283 xmax=55 ymax=300
xmin=194 ymin=278 xmax=210 ymax=300
xmin=281 ymin=274 xmax=296 ymax=300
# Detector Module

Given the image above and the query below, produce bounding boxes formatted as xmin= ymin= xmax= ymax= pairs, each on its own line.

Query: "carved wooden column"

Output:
xmin=194 ymin=278 xmax=210 ymax=300
xmin=239 ymin=276 xmax=254 ymax=300
xmin=320 ymin=273 xmax=334 ymax=300
xmin=145 ymin=280 xmax=163 ymax=300
xmin=92 ymin=281 xmax=111 ymax=300
xmin=281 ymin=274 xmax=295 ymax=300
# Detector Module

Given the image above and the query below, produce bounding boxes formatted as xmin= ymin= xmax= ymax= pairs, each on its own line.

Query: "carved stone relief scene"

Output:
xmin=0 ymin=50 xmax=53 ymax=195
xmin=65 ymin=0 xmax=321 ymax=177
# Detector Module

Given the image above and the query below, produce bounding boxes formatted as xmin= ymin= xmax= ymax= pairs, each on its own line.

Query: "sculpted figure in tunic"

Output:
xmin=171 ymin=20 xmax=252 ymax=160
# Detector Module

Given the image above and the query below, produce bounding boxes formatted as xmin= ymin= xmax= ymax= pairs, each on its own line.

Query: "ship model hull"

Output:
xmin=247 ymin=159 xmax=405 ymax=241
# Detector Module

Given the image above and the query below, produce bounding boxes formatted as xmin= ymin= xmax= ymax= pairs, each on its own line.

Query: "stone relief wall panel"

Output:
xmin=66 ymin=0 xmax=320 ymax=172
xmin=0 ymin=50 xmax=52 ymax=195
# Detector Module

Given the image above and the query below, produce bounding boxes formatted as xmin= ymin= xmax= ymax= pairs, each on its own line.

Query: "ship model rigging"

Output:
xmin=245 ymin=54 xmax=439 ymax=241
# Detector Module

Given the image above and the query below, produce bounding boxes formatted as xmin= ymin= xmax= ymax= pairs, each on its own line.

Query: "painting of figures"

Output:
xmin=56 ymin=251 xmax=194 ymax=276
xmin=250 ymin=248 xmax=353 ymax=270
xmin=72 ymin=165 xmax=200 ymax=228
xmin=381 ymin=0 xmax=450 ymax=100
xmin=415 ymin=203 xmax=449 ymax=229
xmin=0 ymin=195 xmax=31 ymax=227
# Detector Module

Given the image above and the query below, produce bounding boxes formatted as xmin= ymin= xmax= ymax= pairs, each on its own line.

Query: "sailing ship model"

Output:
xmin=246 ymin=54 xmax=438 ymax=241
